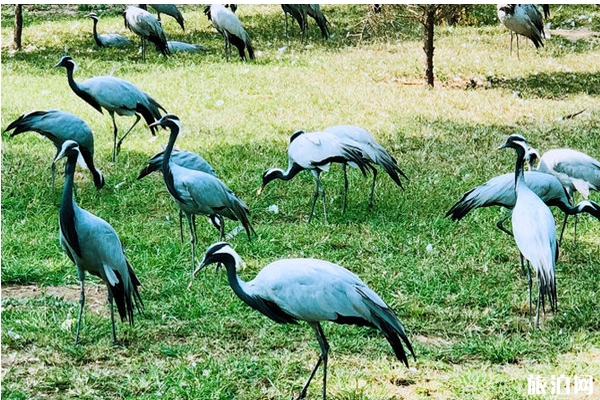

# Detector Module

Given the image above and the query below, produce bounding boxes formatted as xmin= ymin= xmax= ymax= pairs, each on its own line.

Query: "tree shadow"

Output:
xmin=488 ymin=71 xmax=600 ymax=99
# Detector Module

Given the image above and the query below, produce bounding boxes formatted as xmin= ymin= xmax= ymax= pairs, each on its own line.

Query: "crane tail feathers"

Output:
xmin=108 ymin=261 xmax=143 ymax=326
xmin=356 ymin=287 xmax=416 ymax=367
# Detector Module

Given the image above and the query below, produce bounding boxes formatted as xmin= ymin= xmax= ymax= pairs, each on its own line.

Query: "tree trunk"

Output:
xmin=424 ymin=5 xmax=436 ymax=87
xmin=14 ymin=4 xmax=23 ymax=50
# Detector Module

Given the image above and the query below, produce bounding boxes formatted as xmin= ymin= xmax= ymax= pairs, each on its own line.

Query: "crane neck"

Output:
xmin=161 ymin=124 xmax=186 ymax=203
xmin=220 ymin=254 xmax=254 ymax=306
xmin=513 ymin=145 xmax=527 ymax=189
xmin=60 ymin=153 xmax=82 ymax=257
xmin=90 ymin=19 xmax=103 ymax=47
xmin=263 ymin=163 xmax=304 ymax=187
xmin=62 ymin=63 xmax=103 ymax=114
xmin=79 ymin=147 xmax=104 ymax=190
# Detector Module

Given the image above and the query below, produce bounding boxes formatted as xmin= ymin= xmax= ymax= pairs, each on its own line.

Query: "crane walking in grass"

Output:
xmin=205 ymin=4 xmax=255 ymax=61
xmin=54 ymin=140 xmax=143 ymax=344
xmin=55 ymin=56 xmax=166 ymax=162
xmin=259 ymin=129 xmax=369 ymax=223
xmin=86 ymin=12 xmax=133 ymax=48
xmin=497 ymin=4 xmax=546 ymax=58
xmin=4 ymin=109 xmax=105 ymax=190
xmin=124 ymin=5 xmax=170 ymax=60
xmin=149 ymin=4 xmax=185 ymax=31
xmin=324 ymin=125 xmax=408 ymax=211
xmin=149 ymin=114 xmax=255 ymax=271
xmin=137 ymin=147 xmax=220 ymax=242
xmin=193 ymin=242 xmax=415 ymax=400
xmin=499 ymin=134 xmax=557 ymax=327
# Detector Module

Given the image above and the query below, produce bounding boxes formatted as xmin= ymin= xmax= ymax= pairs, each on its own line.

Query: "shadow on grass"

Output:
xmin=488 ymin=71 xmax=600 ymax=99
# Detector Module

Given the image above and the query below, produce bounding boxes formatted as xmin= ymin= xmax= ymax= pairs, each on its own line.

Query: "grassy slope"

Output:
xmin=2 ymin=4 xmax=599 ymax=400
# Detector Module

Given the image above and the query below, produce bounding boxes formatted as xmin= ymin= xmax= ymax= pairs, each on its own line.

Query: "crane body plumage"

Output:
xmin=324 ymin=124 xmax=407 ymax=209
xmin=206 ymin=4 xmax=255 ymax=60
xmin=536 ymin=148 xmax=600 ymax=199
xmin=149 ymin=114 xmax=255 ymax=270
xmin=194 ymin=242 xmax=415 ymax=399
xmin=55 ymin=56 xmax=166 ymax=162
xmin=260 ymin=129 xmax=369 ymax=222
xmin=446 ymin=170 xmax=600 ymax=241
xmin=55 ymin=140 xmax=143 ymax=344
xmin=500 ymin=134 xmax=557 ymax=327
xmin=124 ymin=5 xmax=170 ymax=60
xmin=167 ymin=40 xmax=207 ymax=53
xmin=86 ymin=13 xmax=132 ymax=48
xmin=282 ymin=4 xmax=329 ymax=40
xmin=497 ymin=4 xmax=545 ymax=57
xmin=5 ymin=109 xmax=104 ymax=190
xmin=149 ymin=4 xmax=185 ymax=31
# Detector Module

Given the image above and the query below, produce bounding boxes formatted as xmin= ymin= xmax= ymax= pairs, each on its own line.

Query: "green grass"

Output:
xmin=2 ymin=4 xmax=600 ymax=400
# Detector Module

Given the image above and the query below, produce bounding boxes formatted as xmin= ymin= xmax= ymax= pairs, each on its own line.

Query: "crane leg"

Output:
xmin=516 ymin=34 xmax=520 ymax=61
xmin=527 ymin=261 xmax=532 ymax=322
xmin=75 ymin=278 xmax=86 ymax=345
xmin=296 ymin=323 xmax=329 ymax=400
xmin=186 ymin=213 xmax=197 ymax=271
xmin=558 ymin=213 xmax=569 ymax=246
xmin=573 ymin=214 xmax=578 ymax=247
xmin=535 ymin=280 xmax=541 ymax=328
xmin=141 ymin=38 xmax=146 ymax=62
xmin=509 ymin=31 xmax=513 ymax=56
xmin=179 ymin=210 xmax=185 ymax=243
xmin=107 ymin=290 xmax=117 ymax=345
xmin=110 ymin=113 xmax=119 ymax=163
xmin=319 ymin=176 xmax=328 ymax=223
xmin=308 ymin=176 xmax=320 ymax=224
xmin=342 ymin=163 xmax=348 ymax=213
xmin=51 ymin=161 xmax=56 ymax=191
xmin=368 ymin=164 xmax=378 ymax=209
xmin=117 ymin=114 xmax=142 ymax=155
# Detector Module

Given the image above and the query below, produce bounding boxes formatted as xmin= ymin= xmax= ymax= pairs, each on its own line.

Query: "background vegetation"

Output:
xmin=2 ymin=4 xmax=599 ymax=399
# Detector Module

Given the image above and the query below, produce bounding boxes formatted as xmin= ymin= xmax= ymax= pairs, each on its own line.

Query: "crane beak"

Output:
xmin=497 ymin=143 xmax=508 ymax=150
xmin=256 ymin=185 xmax=265 ymax=195
xmin=192 ymin=261 xmax=208 ymax=278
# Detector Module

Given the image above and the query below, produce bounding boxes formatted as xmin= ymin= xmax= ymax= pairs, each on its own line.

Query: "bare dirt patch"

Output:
xmin=2 ymin=284 xmax=108 ymax=314
xmin=548 ymin=27 xmax=599 ymax=40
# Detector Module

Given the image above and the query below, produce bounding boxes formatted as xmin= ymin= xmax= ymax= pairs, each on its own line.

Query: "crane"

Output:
xmin=282 ymin=5 xmax=329 ymax=40
xmin=54 ymin=140 xmax=143 ymax=344
xmin=167 ymin=40 xmax=208 ymax=53
xmin=55 ymin=55 xmax=166 ymax=162
xmin=86 ymin=12 xmax=132 ymax=48
xmin=123 ymin=5 xmax=170 ymax=61
xmin=149 ymin=4 xmax=185 ymax=31
xmin=259 ymin=129 xmax=369 ymax=223
xmin=324 ymin=125 xmax=407 ymax=211
xmin=205 ymin=4 xmax=255 ymax=61
xmin=5 ymin=109 xmax=104 ymax=190
xmin=149 ymin=114 xmax=255 ymax=271
xmin=137 ymin=147 xmax=220 ymax=241
xmin=499 ymin=134 xmax=557 ymax=327
xmin=497 ymin=4 xmax=545 ymax=58
xmin=192 ymin=242 xmax=415 ymax=400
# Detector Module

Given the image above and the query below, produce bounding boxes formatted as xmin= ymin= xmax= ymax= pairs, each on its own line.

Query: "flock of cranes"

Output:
xmin=4 ymin=4 xmax=599 ymax=399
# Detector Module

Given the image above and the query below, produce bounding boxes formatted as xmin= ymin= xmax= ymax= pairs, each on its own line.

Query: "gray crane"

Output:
xmin=5 ymin=109 xmax=104 ymax=190
xmin=123 ymin=5 xmax=170 ymax=61
xmin=86 ymin=12 xmax=133 ymax=48
xmin=497 ymin=4 xmax=545 ymax=58
xmin=167 ymin=40 xmax=208 ymax=53
xmin=324 ymin=125 xmax=407 ymax=211
xmin=55 ymin=56 xmax=166 ymax=162
xmin=532 ymin=147 xmax=600 ymax=243
xmin=499 ymin=134 xmax=557 ymax=327
xmin=282 ymin=5 xmax=329 ymax=41
xmin=149 ymin=114 xmax=255 ymax=271
xmin=149 ymin=4 xmax=185 ymax=31
xmin=205 ymin=4 xmax=254 ymax=61
xmin=259 ymin=129 xmax=369 ymax=223
xmin=137 ymin=147 xmax=220 ymax=241
xmin=54 ymin=140 xmax=143 ymax=344
xmin=193 ymin=242 xmax=415 ymax=400
xmin=445 ymin=170 xmax=600 ymax=243
xmin=534 ymin=148 xmax=600 ymax=200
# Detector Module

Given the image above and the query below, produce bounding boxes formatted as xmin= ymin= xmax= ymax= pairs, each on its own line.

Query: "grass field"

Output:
xmin=1 ymin=4 xmax=599 ymax=400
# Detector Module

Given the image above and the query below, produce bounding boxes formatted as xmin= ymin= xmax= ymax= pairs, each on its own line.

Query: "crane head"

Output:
xmin=149 ymin=114 xmax=181 ymax=132
xmin=497 ymin=134 xmax=528 ymax=152
xmin=54 ymin=140 xmax=80 ymax=164
xmin=86 ymin=12 xmax=99 ymax=21
xmin=193 ymin=242 xmax=246 ymax=277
